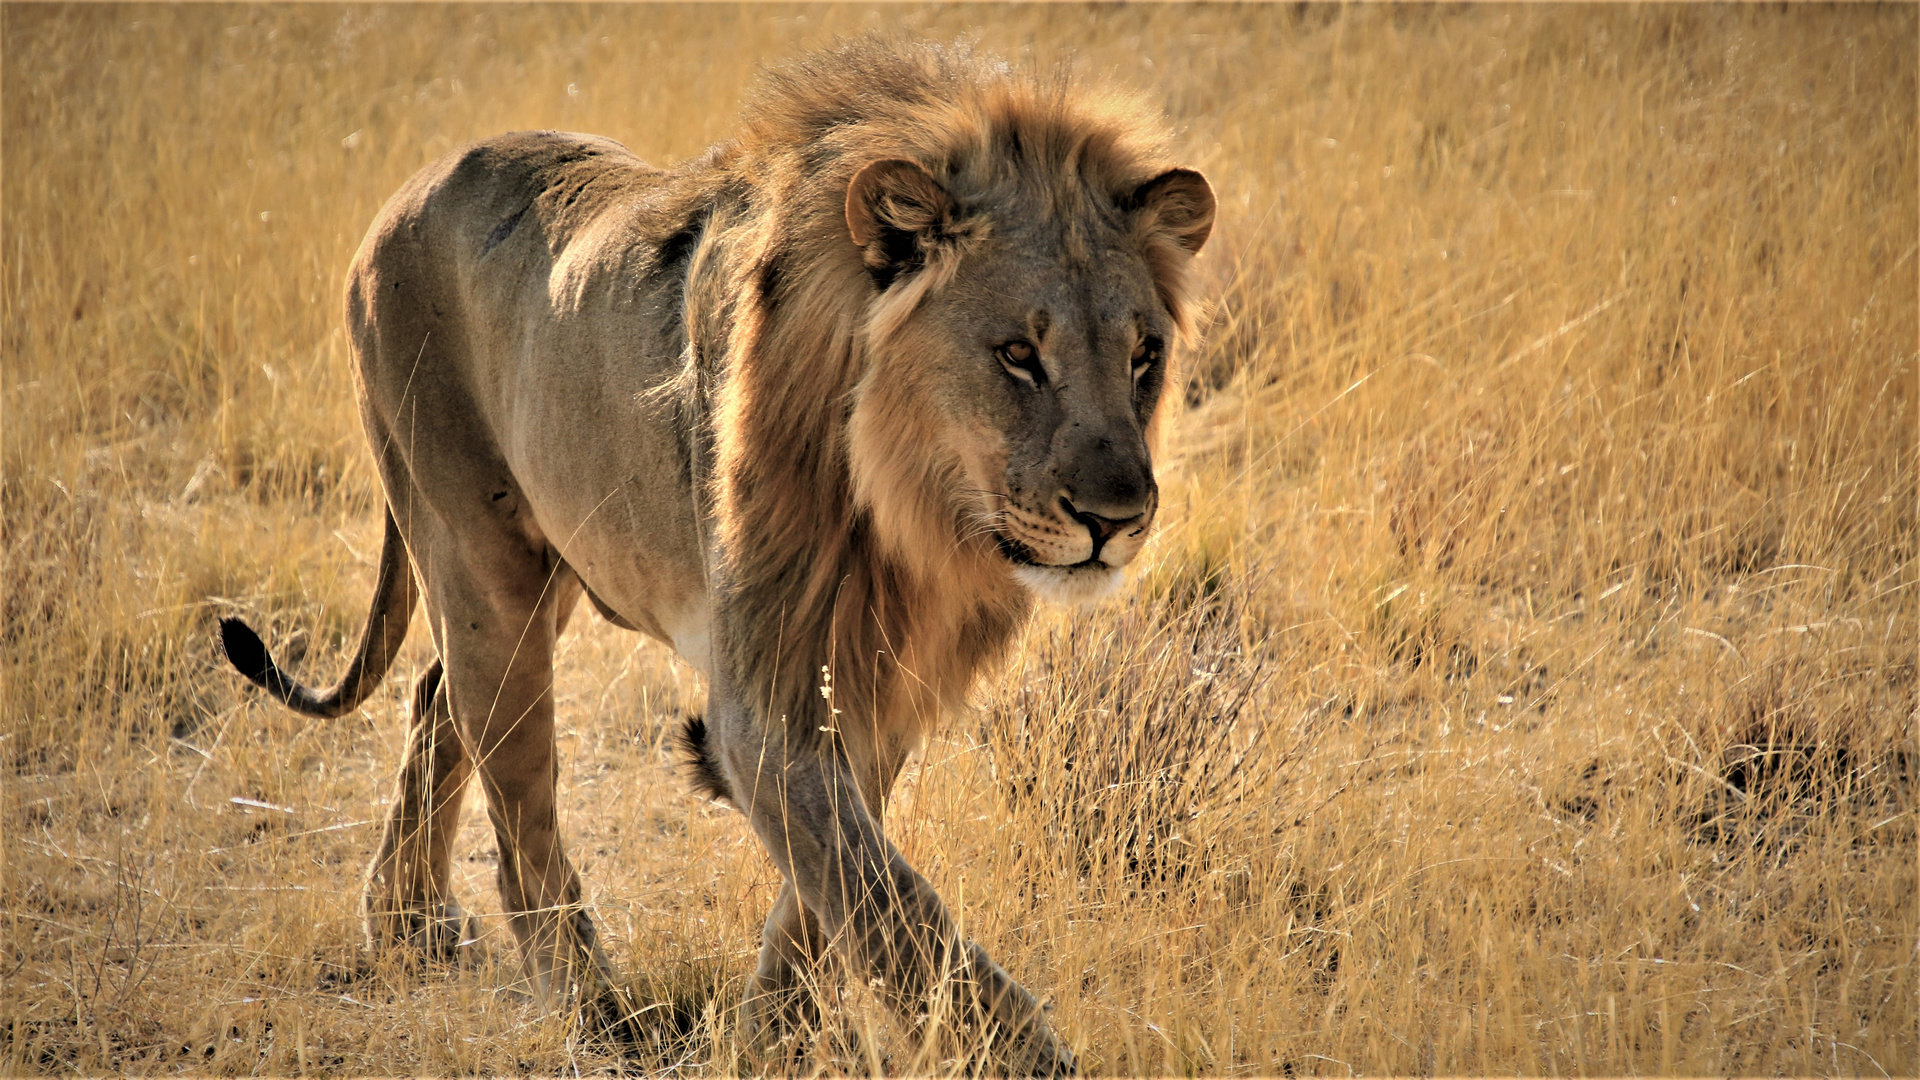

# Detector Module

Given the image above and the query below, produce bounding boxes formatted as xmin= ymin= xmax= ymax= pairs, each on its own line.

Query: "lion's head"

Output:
xmin=712 ymin=40 xmax=1215 ymax=718
xmin=825 ymin=58 xmax=1215 ymax=607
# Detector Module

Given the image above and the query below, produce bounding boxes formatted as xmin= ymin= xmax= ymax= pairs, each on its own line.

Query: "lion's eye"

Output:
xmin=1131 ymin=337 xmax=1161 ymax=379
xmin=996 ymin=340 xmax=1044 ymax=386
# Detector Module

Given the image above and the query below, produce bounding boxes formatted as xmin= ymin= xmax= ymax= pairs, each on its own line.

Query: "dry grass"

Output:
xmin=3 ymin=4 xmax=1914 ymax=1075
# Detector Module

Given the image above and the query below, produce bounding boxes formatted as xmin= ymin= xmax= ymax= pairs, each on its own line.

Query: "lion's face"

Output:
xmin=915 ymin=243 xmax=1172 ymax=605
xmin=846 ymin=159 xmax=1214 ymax=605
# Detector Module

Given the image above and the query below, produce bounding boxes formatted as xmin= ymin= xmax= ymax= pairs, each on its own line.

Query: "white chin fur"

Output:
xmin=1012 ymin=562 xmax=1124 ymax=607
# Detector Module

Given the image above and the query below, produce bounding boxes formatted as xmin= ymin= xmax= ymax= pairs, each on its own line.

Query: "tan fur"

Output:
xmin=221 ymin=38 xmax=1212 ymax=1072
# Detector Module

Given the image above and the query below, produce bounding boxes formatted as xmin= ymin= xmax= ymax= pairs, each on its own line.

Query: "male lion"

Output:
xmin=220 ymin=38 xmax=1212 ymax=1073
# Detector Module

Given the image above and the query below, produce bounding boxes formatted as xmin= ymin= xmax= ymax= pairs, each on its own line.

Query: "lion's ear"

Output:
xmin=846 ymin=158 xmax=953 ymax=280
xmin=1129 ymin=167 xmax=1216 ymax=256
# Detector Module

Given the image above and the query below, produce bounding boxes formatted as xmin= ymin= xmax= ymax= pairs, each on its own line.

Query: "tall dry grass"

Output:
xmin=3 ymin=4 xmax=1914 ymax=1075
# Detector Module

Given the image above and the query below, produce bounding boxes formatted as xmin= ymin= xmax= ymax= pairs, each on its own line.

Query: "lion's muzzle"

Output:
xmin=996 ymin=479 xmax=1158 ymax=582
xmin=1059 ymin=487 xmax=1157 ymax=566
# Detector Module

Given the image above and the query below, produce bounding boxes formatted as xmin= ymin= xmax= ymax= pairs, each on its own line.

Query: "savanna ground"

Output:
xmin=3 ymin=4 xmax=1915 ymax=1075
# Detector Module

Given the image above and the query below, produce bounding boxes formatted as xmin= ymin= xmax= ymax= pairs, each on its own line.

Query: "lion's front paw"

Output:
xmin=1007 ymin=1027 xmax=1076 ymax=1078
xmin=983 ymin=997 xmax=1075 ymax=1077
xmin=737 ymin=983 xmax=822 ymax=1057
xmin=944 ymin=942 xmax=1077 ymax=1076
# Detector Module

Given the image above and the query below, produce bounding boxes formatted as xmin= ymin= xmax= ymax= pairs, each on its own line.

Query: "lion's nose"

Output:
xmin=1059 ymin=495 xmax=1153 ymax=560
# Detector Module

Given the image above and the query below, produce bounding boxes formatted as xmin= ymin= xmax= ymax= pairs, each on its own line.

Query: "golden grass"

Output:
xmin=3 ymin=4 xmax=1914 ymax=1075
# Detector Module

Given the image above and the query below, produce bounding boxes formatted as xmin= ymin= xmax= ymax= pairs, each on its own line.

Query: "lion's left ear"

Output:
xmin=846 ymin=159 xmax=954 ymax=282
xmin=1129 ymin=167 xmax=1216 ymax=255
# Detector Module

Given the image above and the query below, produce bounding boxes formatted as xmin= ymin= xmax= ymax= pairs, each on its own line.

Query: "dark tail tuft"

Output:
xmin=674 ymin=715 xmax=732 ymax=806
xmin=219 ymin=616 xmax=274 ymax=685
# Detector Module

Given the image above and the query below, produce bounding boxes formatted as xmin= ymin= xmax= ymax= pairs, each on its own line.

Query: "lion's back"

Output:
xmin=342 ymin=129 xmax=708 ymax=436
xmin=344 ymin=130 xmax=665 ymax=332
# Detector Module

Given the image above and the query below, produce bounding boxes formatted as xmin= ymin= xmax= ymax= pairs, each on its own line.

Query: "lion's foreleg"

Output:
xmin=731 ymin=740 xmax=1072 ymax=1074
xmin=365 ymin=660 xmax=475 ymax=961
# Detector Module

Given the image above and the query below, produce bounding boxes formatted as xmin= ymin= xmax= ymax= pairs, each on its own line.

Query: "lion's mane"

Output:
xmin=683 ymin=39 xmax=1204 ymax=741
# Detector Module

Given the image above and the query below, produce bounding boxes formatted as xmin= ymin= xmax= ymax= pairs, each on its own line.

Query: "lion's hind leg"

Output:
xmin=417 ymin=550 xmax=629 ymax=1021
xmin=365 ymin=659 xmax=478 ymax=964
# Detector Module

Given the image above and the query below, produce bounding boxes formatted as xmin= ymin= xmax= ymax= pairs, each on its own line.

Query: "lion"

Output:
xmin=219 ymin=38 xmax=1212 ymax=1074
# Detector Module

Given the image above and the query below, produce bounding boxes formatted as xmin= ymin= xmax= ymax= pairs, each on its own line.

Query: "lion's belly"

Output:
xmin=657 ymin=610 xmax=712 ymax=676
xmin=581 ymin=563 xmax=713 ymax=675
xmin=495 ymin=325 xmax=714 ymax=678
xmin=499 ymin=368 xmax=713 ymax=675
xmin=561 ymin=517 xmax=714 ymax=677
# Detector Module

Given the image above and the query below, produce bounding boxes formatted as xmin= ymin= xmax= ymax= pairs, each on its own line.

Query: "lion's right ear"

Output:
xmin=1129 ymin=167 xmax=1216 ymax=256
xmin=846 ymin=159 xmax=953 ymax=284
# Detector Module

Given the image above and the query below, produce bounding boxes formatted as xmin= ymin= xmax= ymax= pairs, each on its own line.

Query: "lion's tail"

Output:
xmin=219 ymin=509 xmax=417 ymax=719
